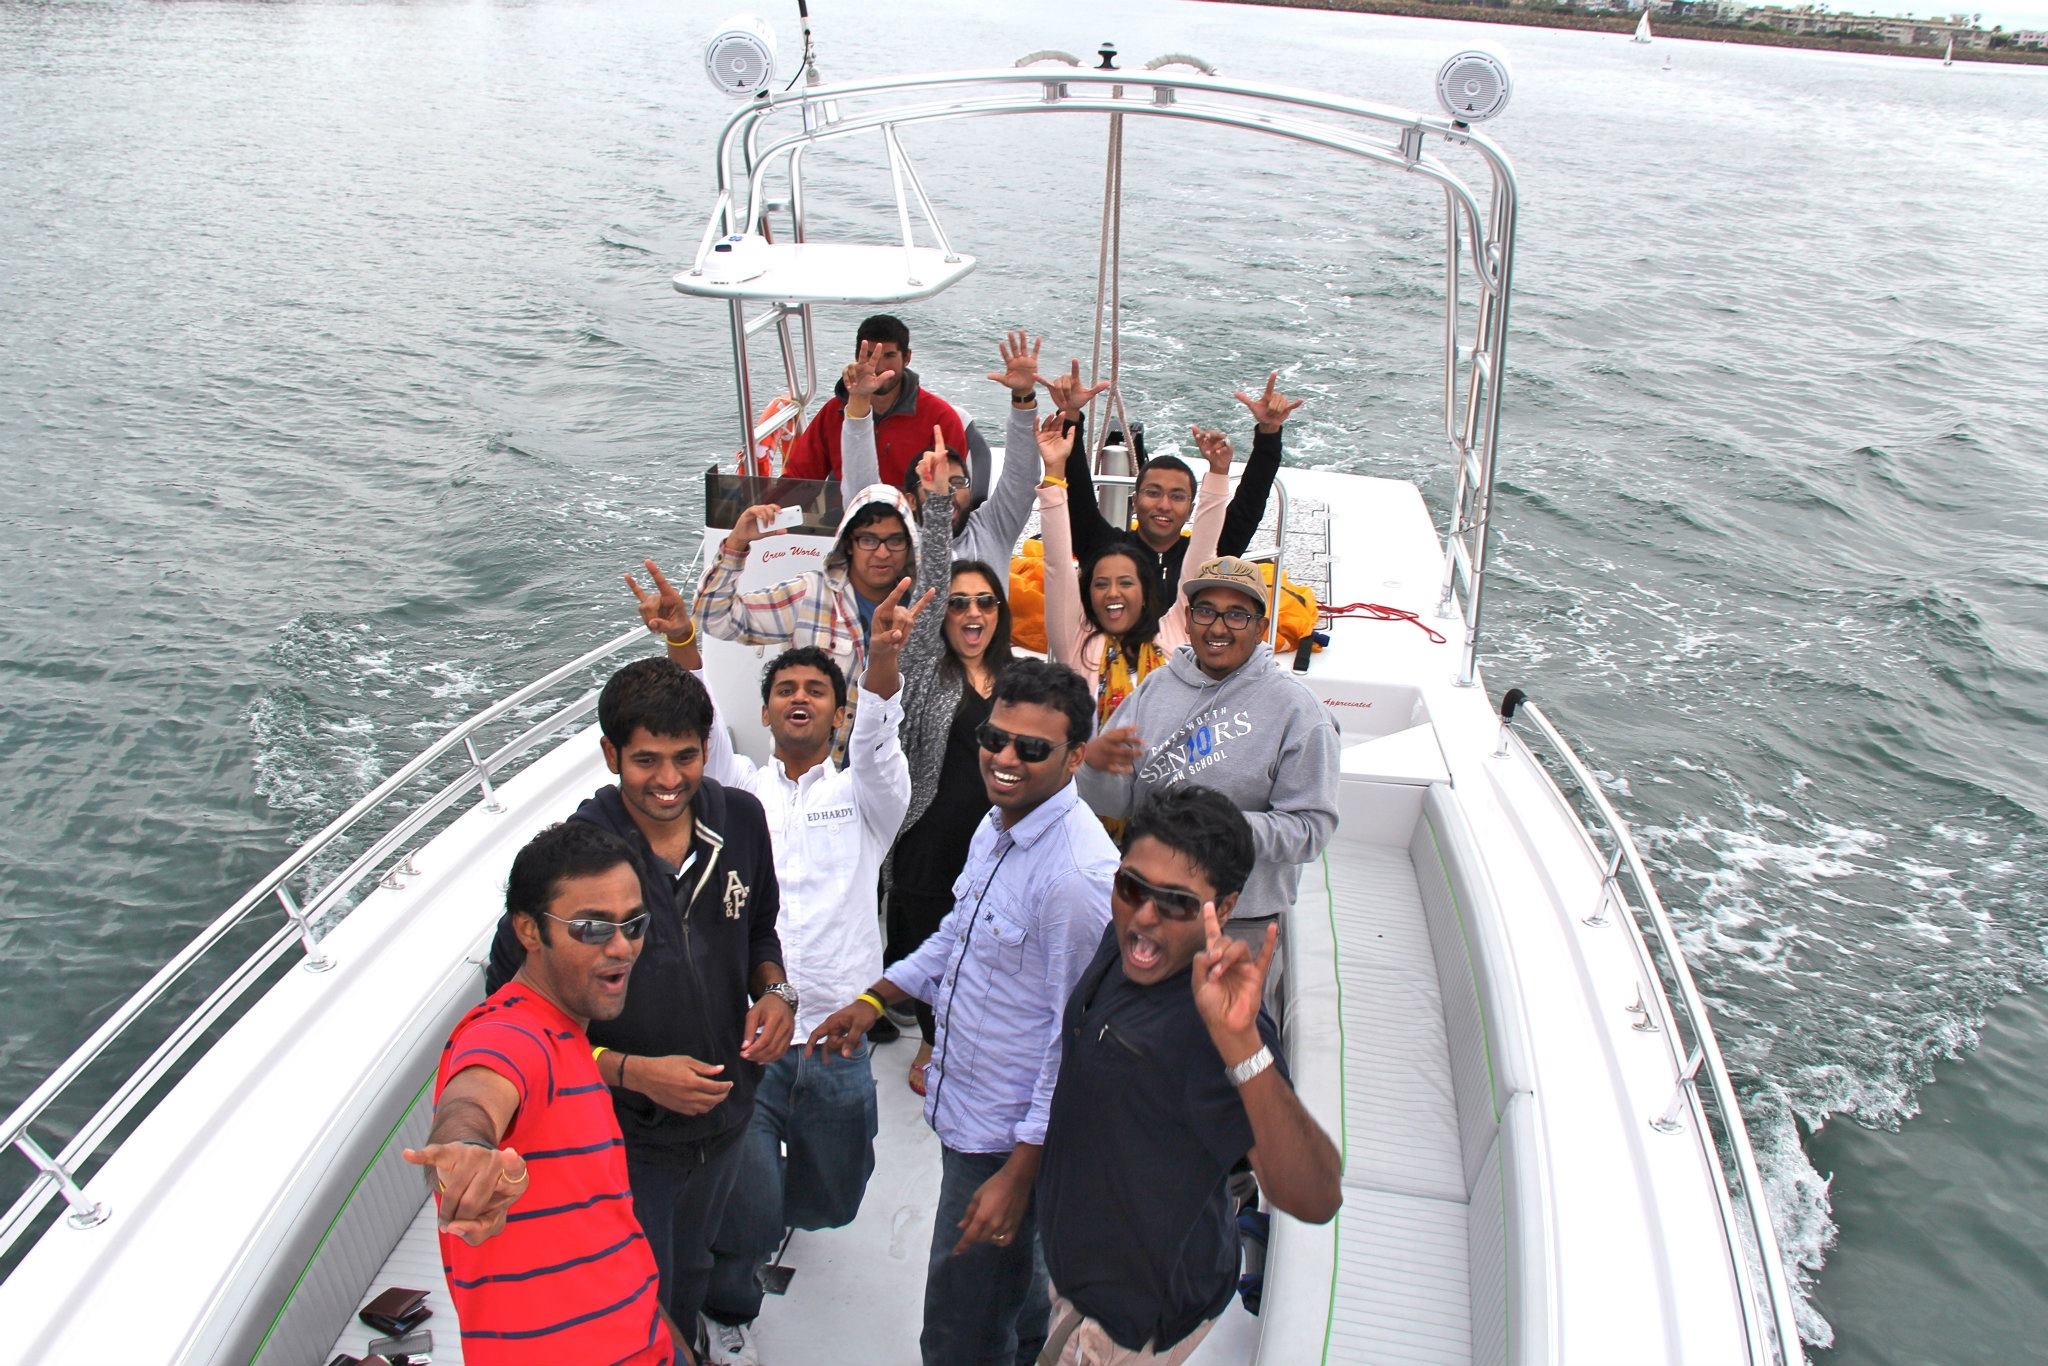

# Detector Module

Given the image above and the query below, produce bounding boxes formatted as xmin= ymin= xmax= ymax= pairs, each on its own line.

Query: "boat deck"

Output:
xmin=333 ymin=817 xmax=1471 ymax=1366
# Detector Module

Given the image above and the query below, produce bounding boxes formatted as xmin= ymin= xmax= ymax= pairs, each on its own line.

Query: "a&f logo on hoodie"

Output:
xmin=723 ymin=871 xmax=750 ymax=920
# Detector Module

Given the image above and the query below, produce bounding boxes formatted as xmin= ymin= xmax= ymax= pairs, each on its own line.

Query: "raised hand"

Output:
xmin=916 ymin=425 xmax=953 ymax=496
xmin=1042 ymin=358 xmax=1109 ymax=417
xmin=1084 ymin=725 xmax=1145 ymax=774
xmin=870 ymin=576 xmax=937 ymax=658
xmin=1192 ymin=903 xmax=1276 ymax=1055
xmin=985 ymin=329 xmax=1044 ymax=401
xmin=1034 ymin=409 xmax=1072 ymax=477
xmin=402 ymin=1141 xmax=529 ymax=1246
xmin=625 ymin=559 xmax=692 ymax=639
xmin=1234 ymin=371 xmax=1306 ymax=433
xmin=843 ymin=339 xmax=900 ymax=398
xmin=721 ymin=502 xmax=786 ymax=554
xmin=1189 ymin=425 xmax=1234 ymax=476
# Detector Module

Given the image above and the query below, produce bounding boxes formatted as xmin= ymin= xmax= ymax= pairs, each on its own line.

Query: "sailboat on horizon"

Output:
xmin=1942 ymin=35 xmax=1955 ymax=64
xmin=1634 ymin=7 xmax=1653 ymax=43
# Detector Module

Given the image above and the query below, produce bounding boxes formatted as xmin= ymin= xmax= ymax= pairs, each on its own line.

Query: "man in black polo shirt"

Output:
xmin=1035 ymin=785 xmax=1341 ymax=1364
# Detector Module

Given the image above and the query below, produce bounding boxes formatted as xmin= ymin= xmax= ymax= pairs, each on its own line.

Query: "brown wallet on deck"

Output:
xmin=357 ymin=1286 xmax=432 ymax=1336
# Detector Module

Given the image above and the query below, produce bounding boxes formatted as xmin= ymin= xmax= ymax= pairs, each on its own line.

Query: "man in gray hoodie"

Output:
xmin=1077 ymin=556 xmax=1339 ymax=1009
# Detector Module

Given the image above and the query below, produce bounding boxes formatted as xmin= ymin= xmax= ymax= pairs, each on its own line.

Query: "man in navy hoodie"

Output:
xmin=488 ymin=657 xmax=787 ymax=1362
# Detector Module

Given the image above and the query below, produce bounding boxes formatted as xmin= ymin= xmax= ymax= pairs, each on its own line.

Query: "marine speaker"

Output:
xmin=1435 ymin=48 xmax=1514 ymax=123
xmin=705 ymin=14 xmax=779 ymax=98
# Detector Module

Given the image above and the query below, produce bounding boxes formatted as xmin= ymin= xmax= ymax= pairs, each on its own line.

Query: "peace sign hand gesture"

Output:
xmin=1233 ymin=371 xmax=1306 ymax=433
xmin=625 ymin=559 xmax=691 ymax=639
xmin=1192 ymin=903 xmax=1276 ymax=1061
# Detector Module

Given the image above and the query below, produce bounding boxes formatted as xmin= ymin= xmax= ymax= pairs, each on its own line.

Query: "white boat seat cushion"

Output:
xmin=1322 ymin=840 xmax=1466 ymax=1203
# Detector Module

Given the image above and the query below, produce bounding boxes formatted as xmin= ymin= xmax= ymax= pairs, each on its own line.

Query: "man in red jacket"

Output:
xmin=782 ymin=314 xmax=967 ymax=489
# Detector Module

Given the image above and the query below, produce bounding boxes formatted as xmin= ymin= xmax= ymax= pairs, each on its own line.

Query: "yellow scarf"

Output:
xmin=1096 ymin=636 xmax=1165 ymax=842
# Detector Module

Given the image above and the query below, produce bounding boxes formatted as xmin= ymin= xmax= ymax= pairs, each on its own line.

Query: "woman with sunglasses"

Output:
xmin=1037 ymin=414 xmax=1236 ymax=731
xmin=883 ymin=452 xmax=1019 ymax=1094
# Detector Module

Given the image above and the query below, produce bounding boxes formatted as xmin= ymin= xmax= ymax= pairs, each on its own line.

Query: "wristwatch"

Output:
xmin=1226 ymin=1044 xmax=1274 ymax=1088
xmin=764 ymin=981 xmax=799 ymax=1013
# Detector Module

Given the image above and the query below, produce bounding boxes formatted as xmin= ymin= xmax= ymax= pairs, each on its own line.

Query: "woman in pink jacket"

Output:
xmin=1037 ymin=416 xmax=1236 ymax=731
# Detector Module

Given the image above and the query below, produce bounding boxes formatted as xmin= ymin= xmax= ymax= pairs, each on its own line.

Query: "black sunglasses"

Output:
xmin=947 ymin=592 xmax=1000 ymax=613
xmin=1112 ymin=868 xmax=1206 ymax=921
xmin=975 ymin=722 xmax=1071 ymax=765
xmin=544 ymin=911 xmax=652 ymax=945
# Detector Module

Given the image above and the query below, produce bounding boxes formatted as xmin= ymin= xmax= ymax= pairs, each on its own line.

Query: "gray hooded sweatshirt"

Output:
xmin=1076 ymin=642 xmax=1340 ymax=921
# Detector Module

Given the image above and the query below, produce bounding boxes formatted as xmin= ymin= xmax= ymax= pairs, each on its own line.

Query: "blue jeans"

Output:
xmin=922 ymin=1146 xmax=1049 ymax=1366
xmin=703 ymin=1042 xmax=878 ymax=1325
xmin=626 ymin=1121 xmax=747 ymax=1341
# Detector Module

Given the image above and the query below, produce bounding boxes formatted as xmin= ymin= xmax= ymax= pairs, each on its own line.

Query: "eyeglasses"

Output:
xmin=944 ymin=474 xmax=970 ymax=491
xmin=975 ymin=722 xmax=1072 ymax=765
xmin=1188 ymin=603 xmax=1258 ymax=630
xmin=947 ymin=592 xmax=999 ymax=613
xmin=851 ymin=532 xmax=910 ymax=552
xmin=1112 ymin=868 xmax=1206 ymax=921
xmin=544 ymin=912 xmax=652 ymax=945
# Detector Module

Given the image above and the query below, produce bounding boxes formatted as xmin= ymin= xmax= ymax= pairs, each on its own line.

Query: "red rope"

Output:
xmin=1320 ymin=601 xmax=1447 ymax=645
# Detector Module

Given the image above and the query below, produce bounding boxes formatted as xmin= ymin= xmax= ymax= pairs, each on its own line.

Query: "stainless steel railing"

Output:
xmin=0 ymin=625 xmax=650 ymax=1257
xmin=1501 ymin=694 xmax=1805 ymax=1366
xmin=688 ymin=67 xmax=1514 ymax=685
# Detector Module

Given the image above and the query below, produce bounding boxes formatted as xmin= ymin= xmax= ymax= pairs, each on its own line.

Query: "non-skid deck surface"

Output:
xmin=338 ymin=1039 xmax=1261 ymax=1364
xmin=332 ymin=1196 xmax=465 ymax=1364
xmin=1318 ymin=838 xmax=1473 ymax=1365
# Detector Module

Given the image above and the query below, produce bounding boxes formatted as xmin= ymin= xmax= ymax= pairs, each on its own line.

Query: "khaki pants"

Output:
xmin=1035 ymin=1291 xmax=1217 ymax=1366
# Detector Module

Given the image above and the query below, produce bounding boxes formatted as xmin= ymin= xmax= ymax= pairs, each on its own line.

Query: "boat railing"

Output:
xmin=0 ymin=624 xmax=652 ymax=1262
xmin=1501 ymin=694 xmax=1805 ymax=1366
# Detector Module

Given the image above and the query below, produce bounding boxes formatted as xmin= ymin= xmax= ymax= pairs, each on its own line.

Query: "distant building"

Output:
xmin=2011 ymin=28 xmax=2048 ymax=46
xmin=1741 ymin=5 xmax=1989 ymax=47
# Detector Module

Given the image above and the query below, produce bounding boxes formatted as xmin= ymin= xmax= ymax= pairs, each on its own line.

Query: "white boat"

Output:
xmin=1634 ymin=9 xmax=1654 ymax=43
xmin=0 ymin=24 xmax=1805 ymax=1366
xmin=1943 ymin=36 xmax=1956 ymax=65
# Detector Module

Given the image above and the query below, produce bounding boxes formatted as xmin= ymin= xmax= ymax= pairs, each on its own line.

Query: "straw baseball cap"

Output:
xmin=1181 ymin=555 xmax=1269 ymax=616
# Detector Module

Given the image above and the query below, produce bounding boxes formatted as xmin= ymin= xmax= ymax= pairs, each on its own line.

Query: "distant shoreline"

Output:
xmin=1199 ymin=0 xmax=2048 ymax=66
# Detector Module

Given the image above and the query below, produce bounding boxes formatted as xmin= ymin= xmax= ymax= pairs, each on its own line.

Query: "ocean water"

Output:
xmin=2 ymin=0 xmax=2044 ymax=1359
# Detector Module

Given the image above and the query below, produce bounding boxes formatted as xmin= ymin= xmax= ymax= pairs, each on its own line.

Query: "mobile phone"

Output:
xmin=367 ymin=1327 xmax=432 ymax=1357
xmin=765 ymin=504 xmax=804 ymax=531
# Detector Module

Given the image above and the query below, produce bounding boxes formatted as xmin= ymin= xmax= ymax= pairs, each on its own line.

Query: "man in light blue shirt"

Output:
xmin=809 ymin=658 xmax=1116 ymax=1366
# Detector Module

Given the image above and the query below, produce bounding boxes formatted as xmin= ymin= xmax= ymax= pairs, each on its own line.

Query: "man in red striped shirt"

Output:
xmin=405 ymin=822 xmax=692 ymax=1365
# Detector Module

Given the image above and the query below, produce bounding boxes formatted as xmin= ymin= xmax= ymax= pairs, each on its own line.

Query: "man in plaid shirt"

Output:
xmin=696 ymin=480 xmax=921 ymax=687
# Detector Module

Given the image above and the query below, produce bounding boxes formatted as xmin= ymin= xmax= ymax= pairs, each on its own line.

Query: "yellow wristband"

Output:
xmin=591 ymin=1045 xmax=608 ymax=1063
xmin=1038 ymin=476 xmax=1067 ymax=489
xmin=664 ymin=623 xmax=696 ymax=649
xmin=857 ymin=991 xmax=889 ymax=1019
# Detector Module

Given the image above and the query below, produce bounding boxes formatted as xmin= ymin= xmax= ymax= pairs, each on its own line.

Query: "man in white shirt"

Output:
xmin=687 ymin=577 xmax=925 ymax=1365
